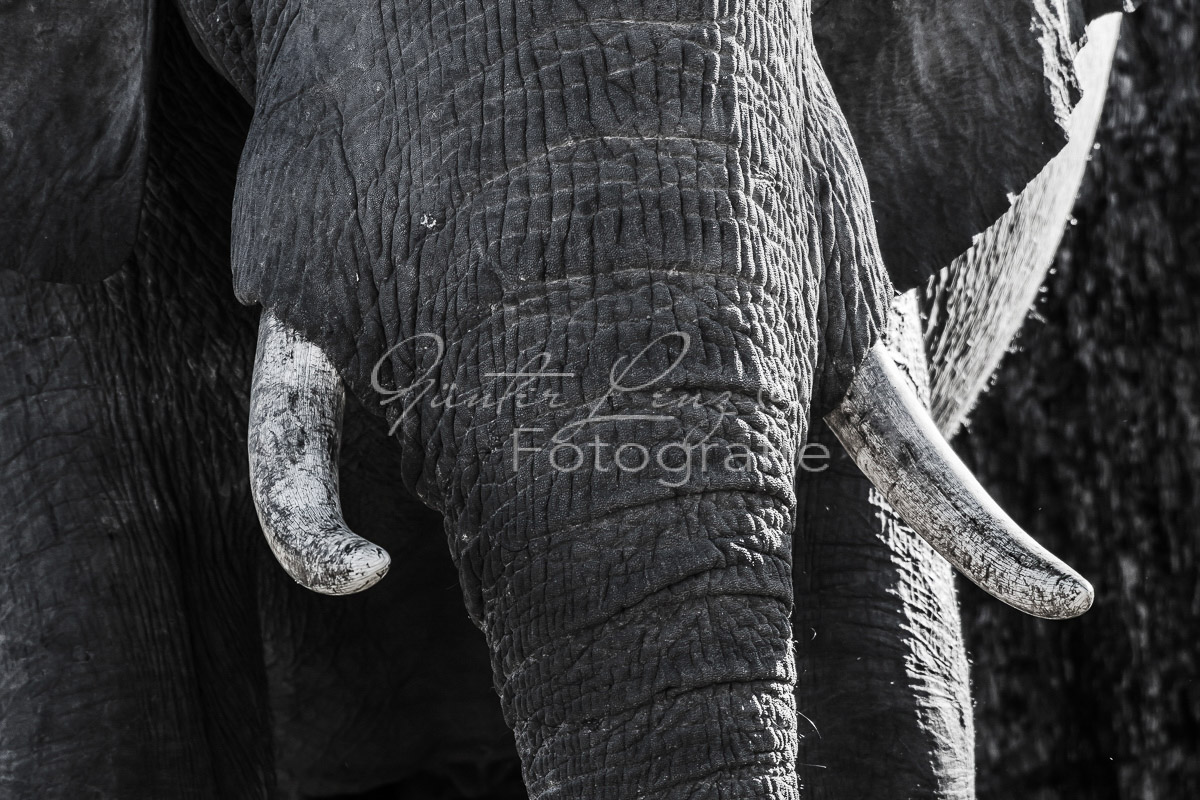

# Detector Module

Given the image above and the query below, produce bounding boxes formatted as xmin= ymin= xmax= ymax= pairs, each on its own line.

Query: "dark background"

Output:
xmin=953 ymin=1 xmax=1200 ymax=797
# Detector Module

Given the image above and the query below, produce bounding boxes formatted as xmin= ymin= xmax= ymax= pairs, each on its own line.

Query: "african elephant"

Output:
xmin=0 ymin=1 xmax=1139 ymax=798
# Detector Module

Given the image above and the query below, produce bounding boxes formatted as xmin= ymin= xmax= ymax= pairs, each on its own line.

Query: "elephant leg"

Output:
xmin=0 ymin=273 xmax=273 ymax=799
xmin=0 ymin=6 xmax=277 ymax=797
xmin=793 ymin=294 xmax=974 ymax=799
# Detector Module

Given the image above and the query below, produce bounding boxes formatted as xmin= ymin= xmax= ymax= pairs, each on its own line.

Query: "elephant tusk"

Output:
xmin=825 ymin=342 xmax=1093 ymax=619
xmin=248 ymin=309 xmax=390 ymax=595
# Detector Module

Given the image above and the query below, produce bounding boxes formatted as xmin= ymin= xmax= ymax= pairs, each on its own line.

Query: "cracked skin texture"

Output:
xmin=1 ymin=14 xmax=518 ymax=796
xmin=209 ymin=0 xmax=891 ymax=795
xmin=0 ymin=0 xmax=1143 ymax=796
xmin=221 ymin=0 xmax=889 ymax=420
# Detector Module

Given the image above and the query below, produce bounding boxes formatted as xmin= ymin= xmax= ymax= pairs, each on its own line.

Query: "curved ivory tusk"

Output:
xmin=825 ymin=342 xmax=1093 ymax=619
xmin=248 ymin=310 xmax=390 ymax=595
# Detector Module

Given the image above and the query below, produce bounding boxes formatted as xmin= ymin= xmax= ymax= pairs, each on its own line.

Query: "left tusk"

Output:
xmin=825 ymin=342 xmax=1093 ymax=619
xmin=248 ymin=309 xmax=390 ymax=595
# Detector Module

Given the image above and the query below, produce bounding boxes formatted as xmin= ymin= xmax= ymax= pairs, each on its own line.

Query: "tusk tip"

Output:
xmin=1040 ymin=573 xmax=1094 ymax=620
xmin=329 ymin=542 xmax=391 ymax=596
xmin=1019 ymin=570 xmax=1093 ymax=620
xmin=301 ymin=537 xmax=392 ymax=596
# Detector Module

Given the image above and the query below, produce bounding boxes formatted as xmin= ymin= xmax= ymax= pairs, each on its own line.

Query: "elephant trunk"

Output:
xmin=445 ymin=327 xmax=808 ymax=798
xmin=481 ymin=493 xmax=801 ymax=797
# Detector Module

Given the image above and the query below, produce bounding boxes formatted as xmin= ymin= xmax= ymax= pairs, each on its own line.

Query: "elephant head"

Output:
xmin=0 ymin=0 xmax=1136 ymax=796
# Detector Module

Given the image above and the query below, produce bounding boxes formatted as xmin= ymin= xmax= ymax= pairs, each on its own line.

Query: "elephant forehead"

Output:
xmin=234 ymin=3 xmax=821 ymax=334
xmin=240 ymin=1 xmax=814 ymax=260
xmin=232 ymin=0 xmax=888 ymax=460
xmin=252 ymin=8 xmax=810 ymax=167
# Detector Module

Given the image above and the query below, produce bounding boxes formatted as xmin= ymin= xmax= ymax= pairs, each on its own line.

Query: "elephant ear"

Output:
xmin=0 ymin=0 xmax=156 ymax=282
xmin=813 ymin=0 xmax=1142 ymax=291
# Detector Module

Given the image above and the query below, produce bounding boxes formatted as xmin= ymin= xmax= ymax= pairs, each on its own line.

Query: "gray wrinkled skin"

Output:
xmin=212 ymin=2 xmax=890 ymax=795
xmin=0 ymin=0 xmax=1137 ymax=797
xmin=794 ymin=295 xmax=976 ymax=799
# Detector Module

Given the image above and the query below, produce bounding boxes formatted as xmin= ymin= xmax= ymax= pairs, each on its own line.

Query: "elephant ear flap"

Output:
xmin=0 ymin=0 xmax=156 ymax=283
xmin=813 ymin=0 xmax=1143 ymax=292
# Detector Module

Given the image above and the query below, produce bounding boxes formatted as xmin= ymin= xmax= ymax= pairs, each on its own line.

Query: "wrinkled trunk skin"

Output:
xmin=460 ymin=392 xmax=803 ymax=799
xmin=794 ymin=295 xmax=974 ymax=799
xmin=407 ymin=8 xmax=882 ymax=796
xmin=945 ymin=4 xmax=1200 ymax=798
xmin=193 ymin=0 xmax=890 ymax=796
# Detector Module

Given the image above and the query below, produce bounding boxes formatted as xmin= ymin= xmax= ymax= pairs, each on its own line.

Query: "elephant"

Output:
xmin=0 ymin=0 xmax=1143 ymax=798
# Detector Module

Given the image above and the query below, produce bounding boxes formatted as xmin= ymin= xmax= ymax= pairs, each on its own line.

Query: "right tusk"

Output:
xmin=248 ymin=309 xmax=390 ymax=595
xmin=825 ymin=342 xmax=1093 ymax=619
